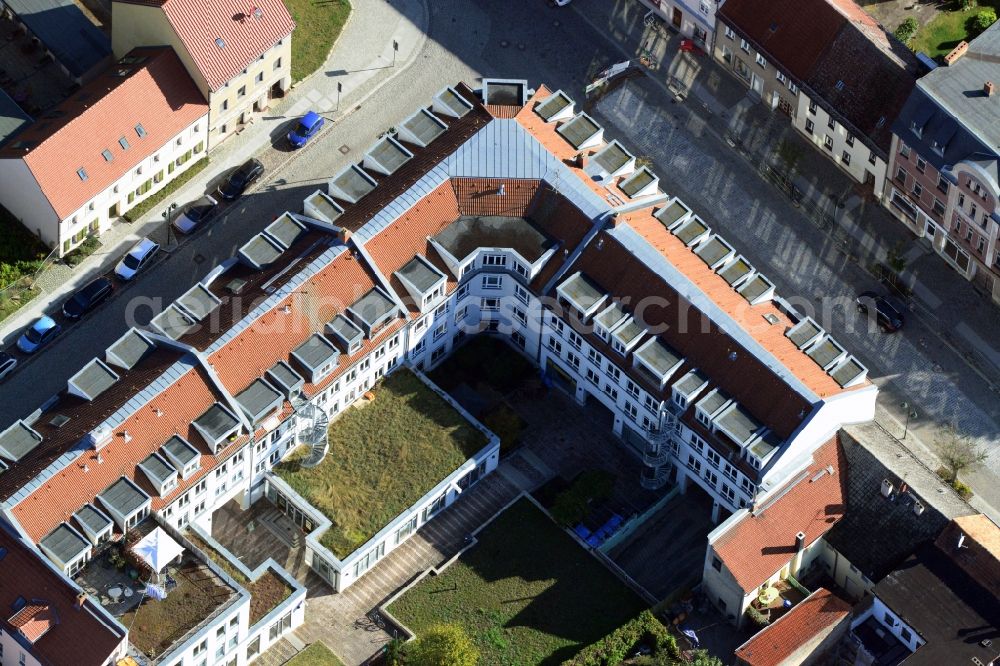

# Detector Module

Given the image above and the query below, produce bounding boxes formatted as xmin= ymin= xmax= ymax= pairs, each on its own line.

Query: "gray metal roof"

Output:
xmin=238 ymin=233 xmax=285 ymax=269
xmin=737 ymin=274 xmax=773 ymax=303
xmin=150 ymin=304 xmax=196 ymax=340
xmin=329 ymin=164 xmax=377 ymax=204
xmin=326 ymin=314 xmax=364 ymax=350
xmin=192 ymin=403 xmax=241 ymax=445
xmin=0 ymin=421 xmax=42 ymax=462
xmin=435 ymin=87 xmax=473 ymax=118
xmin=697 ymin=388 xmax=730 ymax=417
xmin=265 ymin=214 xmax=307 ymax=249
xmin=4 ymin=0 xmax=111 ymax=78
xmin=68 ymin=359 xmax=119 ymax=401
xmin=718 ymin=257 xmax=753 ymax=286
xmin=588 ymin=141 xmax=632 ymax=175
xmin=292 ymin=333 xmax=340 ymax=372
xmin=40 ymin=524 xmax=89 ymax=564
xmin=806 ymin=337 xmax=845 ymax=369
xmin=400 ymin=108 xmax=447 ymax=147
xmin=695 ymin=236 xmax=734 ymax=267
xmin=235 ymin=379 xmax=283 ymax=423
xmin=716 ymin=403 xmax=762 ymax=444
xmin=0 ymin=89 xmax=30 ymax=148
xmin=176 ymin=284 xmax=221 ymax=322
xmin=138 ymin=452 xmax=177 ymax=486
xmin=830 ymin=357 xmax=866 ymax=387
xmin=674 ymin=217 xmax=709 ymax=246
xmin=620 ymin=168 xmax=656 ymax=198
xmin=99 ymin=477 xmax=150 ymax=518
xmin=161 ymin=435 xmax=199 ymax=471
xmin=558 ymin=272 xmax=606 ymax=313
xmin=635 ymin=337 xmax=683 ymax=378
xmin=74 ymin=504 xmax=112 ymax=536
xmin=674 ymin=369 xmax=707 ymax=397
xmin=654 ymin=199 xmax=690 ymax=229
xmin=557 ymin=113 xmax=601 ymax=149
xmin=106 ymin=328 xmax=156 ymax=370
xmin=349 ymin=288 xmax=399 ymax=332
xmin=786 ymin=319 xmax=822 ymax=349
xmin=595 ymin=302 xmax=628 ymax=330
xmin=304 ymin=190 xmax=344 ymax=223
xmin=267 ymin=360 xmax=304 ymax=396
xmin=434 ymin=215 xmax=553 ymax=262
xmin=366 ymin=136 xmax=412 ymax=175
xmin=397 ymin=255 xmax=444 ymax=294
xmin=534 ymin=90 xmax=573 ymax=121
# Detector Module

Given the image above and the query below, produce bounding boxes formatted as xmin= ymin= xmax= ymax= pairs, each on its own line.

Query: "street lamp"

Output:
xmin=162 ymin=202 xmax=178 ymax=246
xmin=901 ymin=401 xmax=917 ymax=440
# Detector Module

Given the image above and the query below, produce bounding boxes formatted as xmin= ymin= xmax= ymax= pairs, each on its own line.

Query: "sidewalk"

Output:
xmin=0 ymin=0 xmax=429 ymax=344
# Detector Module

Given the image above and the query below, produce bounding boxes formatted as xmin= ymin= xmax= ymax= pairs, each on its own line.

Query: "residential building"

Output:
xmin=0 ymin=0 xmax=112 ymax=84
xmin=885 ymin=24 xmax=1000 ymax=302
xmin=636 ymin=0 xmax=721 ymax=51
xmin=715 ymin=0 xmax=918 ymax=197
xmin=848 ymin=515 xmax=1000 ymax=665
xmin=0 ymin=48 xmax=208 ymax=255
xmin=0 ymin=80 xmax=877 ymax=660
xmin=111 ymin=0 xmax=295 ymax=146
xmin=733 ymin=588 xmax=852 ymax=666
xmin=0 ymin=522 xmax=128 ymax=666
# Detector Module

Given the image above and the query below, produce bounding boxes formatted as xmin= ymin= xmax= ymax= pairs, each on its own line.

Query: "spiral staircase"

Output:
xmin=293 ymin=397 xmax=329 ymax=468
xmin=640 ymin=407 xmax=680 ymax=490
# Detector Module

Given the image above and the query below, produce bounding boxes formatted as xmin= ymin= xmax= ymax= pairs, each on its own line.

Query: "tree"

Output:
xmin=403 ymin=624 xmax=478 ymax=666
xmin=968 ymin=8 xmax=997 ymax=37
xmin=937 ymin=423 xmax=987 ymax=484
xmin=894 ymin=17 xmax=919 ymax=43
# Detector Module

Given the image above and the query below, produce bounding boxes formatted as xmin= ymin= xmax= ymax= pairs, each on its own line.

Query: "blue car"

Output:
xmin=287 ymin=111 xmax=324 ymax=148
xmin=17 ymin=315 xmax=61 ymax=354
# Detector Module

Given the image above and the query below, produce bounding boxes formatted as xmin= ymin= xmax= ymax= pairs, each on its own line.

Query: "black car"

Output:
xmin=62 ymin=276 xmax=114 ymax=319
xmin=219 ymin=158 xmax=264 ymax=200
xmin=856 ymin=291 xmax=905 ymax=332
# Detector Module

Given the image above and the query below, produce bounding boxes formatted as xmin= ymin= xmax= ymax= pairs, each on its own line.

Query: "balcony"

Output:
xmin=748 ymin=577 xmax=809 ymax=625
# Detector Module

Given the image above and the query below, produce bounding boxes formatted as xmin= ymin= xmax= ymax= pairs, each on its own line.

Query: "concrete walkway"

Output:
xmin=1 ymin=0 xmax=429 ymax=340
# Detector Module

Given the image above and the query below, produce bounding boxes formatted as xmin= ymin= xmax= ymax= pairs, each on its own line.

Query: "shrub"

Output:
xmin=952 ymin=479 xmax=974 ymax=499
xmin=481 ymin=402 xmax=525 ymax=452
xmin=563 ymin=610 xmax=678 ymax=666
xmin=746 ymin=606 xmax=770 ymax=628
xmin=551 ymin=470 xmax=615 ymax=527
xmin=894 ymin=17 xmax=918 ymax=43
xmin=968 ymin=8 xmax=997 ymax=37
xmin=122 ymin=157 xmax=208 ymax=223
xmin=63 ymin=235 xmax=101 ymax=267
xmin=399 ymin=624 xmax=478 ymax=666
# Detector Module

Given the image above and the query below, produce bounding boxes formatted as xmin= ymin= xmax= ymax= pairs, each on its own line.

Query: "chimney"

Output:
xmin=75 ymin=592 xmax=87 ymax=610
xmin=497 ymin=183 xmax=506 ymax=196
xmin=985 ymin=81 xmax=995 ymax=97
xmin=576 ymin=152 xmax=588 ymax=169
xmin=338 ymin=227 xmax=352 ymax=244
xmin=795 ymin=531 xmax=806 ymax=552
xmin=790 ymin=530 xmax=807 ymax=575
xmin=944 ymin=41 xmax=969 ymax=66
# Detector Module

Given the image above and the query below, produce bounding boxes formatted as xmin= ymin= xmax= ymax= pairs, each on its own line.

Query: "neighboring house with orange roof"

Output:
xmin=0 ymin=47 xmax=208 ymax=255
xmin=111 ymin=0 xmax=295 ymax=146
xmin=734 ymin=588 xmax=852 ymax=666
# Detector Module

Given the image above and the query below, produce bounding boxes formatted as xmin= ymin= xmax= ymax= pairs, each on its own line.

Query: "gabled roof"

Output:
xmin=713 ymin=436 xmax=846 ymax=591
xmin=8 ymin=602 xmax=57 ymax=644
xmin=734 ymin=588 xmax=851 ymax=666
xmin=117 ymin=0 xmax=296 ymax=91
xmin=0 ymin=48 xmax=207 ymax=220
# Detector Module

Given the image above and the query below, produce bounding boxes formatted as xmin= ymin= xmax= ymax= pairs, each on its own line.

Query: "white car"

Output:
xmin=0 ymin=352 xmax=16 ymax=381
xmin=114 ymin=237 xmax=160 ymax=281
xmin=554 ymin=0 xmax=571 ymax=5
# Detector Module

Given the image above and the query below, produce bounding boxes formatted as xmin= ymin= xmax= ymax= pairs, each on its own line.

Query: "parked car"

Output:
xmin=114 ymin=237 xmax=160 ymax=281
xmin=62 ymin=276 xmax=114 ymax=319
xmin=172 ymin=194 xmax=219 ymax=234
xmin=287 ymin=111 xmax=325 ymax=148
xmin=0 ymin=351 xmax=16 ymax=381
xmin=219 ymin=158 xmax=264 ymax=200
xmin=856 ymin=291 xmax=905 ymax=332
xmin=17 ymin=315 xmax=61 ymax=354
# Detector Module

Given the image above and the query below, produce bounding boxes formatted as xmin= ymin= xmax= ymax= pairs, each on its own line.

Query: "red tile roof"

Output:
xmin=452 ymin=178 xmax=539 ymax=217
xmin=734 ymin=588 xmax=851 ymax=666
xmin=0 ymin=48 xmax=207 ymax=220
xmin=713 ymin=436 xmax=846 ymax=590
xmin=119 ymin=0 xmax=295 ymax=91
xmin=0 ymin=528 xmax=125 ymax=665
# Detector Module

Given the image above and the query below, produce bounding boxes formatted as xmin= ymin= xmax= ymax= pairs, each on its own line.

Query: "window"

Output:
xmin=77 ymin=167 xmax=87 ymax=181
xmin=937 ymin=175 xmax=949 ymax=194
xmin=396 ymin=516 xmax=418 ymax=543
xmin=696 ymin=409 xmax=711 ymax=428
xmin=775 ymin=70 xmax=787 ymax=85
xmin=711 ymin=556 xmax=722 ymax=572
xmin=969 ymin=202 xmax=977 ymax=219
xmin=805 ymin=119 xmax=815 ymax=134
xmin=868 ymin=151 xmax=877 ymax=165
xmin=625 ymin=379 xmax=640 ymax=399
xmin=482 ymin=297 xmax=499 ymax=311
xmin=845 ymin=133 xmax=854 ymax=147
xmin=895 ymin=166 xmax=907 ymax=184
xmin=513 ymin=307 xmax=527 ymax=325
xmin=255 ymin=71 xmax=264 ymax=84
xmin=483 ymin=253 xmax=506 ymax=266
xmin=221 ymin=99 xmax=229 ymax=111
xmin=912 ymin=181 xmax=922 ymax=197
xmin=787 ymin=81 xmax=798 ymax=94
xmin=808 ymin=101 xmax=817 ymax=115
xmin=823 ymin=135 xmax=833 ymax=151
xmin=237 ymin=85 xmax=247 ymax=98
xmin=482 ymin=274 xmax=502 ymax=290
xmin=118 ymin=136 xmax=130 ymax=150
xmin=624 ymin=401 xmax=638 ymax=419
xmin=514 ymin=284 xmax=529 ymax=304
xmin=930 ymin=198 xmax=944 ymax=217
xmin=740 ymin=38 xmax=750 ymax=53
xmin=274 ymin=57 xmax=282 ymax=70
xmin=567 ymin=351 xmax=581 ymax=369
xmin=456 ymin=283 xmax=470 ymax=300
xmin=916 ymin=157 xmax=926 ymax=173
xmin=899 ymin=142 xmax=910 ymax=158
xmin=755 ymin=53 xmax=767 ymax=68
xmin=977 ymin=236 xmax=986 ymax=254
xmin=725 ymin=26 xmax=735 ymax=40
xmin=827 ymin=116 xmax=836 ymax=130
xmin=900 ymin=626 xmax=912 ymax=643
xmin=547 ymin=337 xmax=562 ymax=355
xmin=842 ymin=151 xmax=851 ymax=166
xmin=706 ymin=449 xmax=721 ymax=467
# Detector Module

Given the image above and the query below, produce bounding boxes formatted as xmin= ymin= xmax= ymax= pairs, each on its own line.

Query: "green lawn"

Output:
xmin=909 ymin=1 xmax=1000 ymax=58
xmin=276 ymin=370 xmax=487 ymax=559
xmin=287 ymin=642 xmax=345 ymax=666
xmin=389 ymin=500 xmax=648 ymax=666
xmin=285 ymin=0 xmax=351 ymax=82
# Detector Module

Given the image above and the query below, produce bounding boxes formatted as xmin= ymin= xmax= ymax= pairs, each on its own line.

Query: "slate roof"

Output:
xmin=824 ymin=424 xmax=974 ymax=582
xmin=3 ymin=0 xmax=111 ymax=78
xmin=116 ymin=0 xmax=295 ymax=91
xmin=734 ymin=588 xmax=851 ymax=666
xmin=0 ymin=48 xmax=207 ymax=220
xmin=0 ymin=524 xmax=125 ymax=665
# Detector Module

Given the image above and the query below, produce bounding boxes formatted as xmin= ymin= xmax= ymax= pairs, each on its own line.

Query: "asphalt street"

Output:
xmin=0 ymin=0 xmax=996 ymax=516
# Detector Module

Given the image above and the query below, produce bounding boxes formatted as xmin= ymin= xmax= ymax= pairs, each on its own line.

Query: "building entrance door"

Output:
xmin=672 ymin=7 xmax=682 ymax=27
xmin=750 ymin=72 xmax=764 ymax=96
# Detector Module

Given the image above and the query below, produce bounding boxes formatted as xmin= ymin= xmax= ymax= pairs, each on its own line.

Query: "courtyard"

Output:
xmin=387 ymin=499 xmax=648 ymax=666
xmin=274 ymin=369 xmax=488 ymax=559
xmin=863 ymin=0 xmax=999 ymax=58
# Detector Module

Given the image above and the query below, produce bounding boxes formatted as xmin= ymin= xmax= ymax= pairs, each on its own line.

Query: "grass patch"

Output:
xmin=123 ymin=157 xmax=209 ymax=223
xmin=389 ymin=500 xmax=648 ymax=666
xmin=276 ymin=370 xmax=487 ymax=559
xmin=909 ymin=1 xmax=1000 ymax=58
xmin=186 ymin=532 xmax=293 ymax=625
xmin=285 ymin=0 xmax=351 ymax=82
xmin=0 ymin=284 xmax=40 ymax=323
xmin=0 ymin=204 xmax=49 ymax=322
xmin=287 ymin=642 xmax=346 ymax=666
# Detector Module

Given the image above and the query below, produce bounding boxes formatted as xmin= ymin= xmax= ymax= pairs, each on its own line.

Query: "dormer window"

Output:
xmin=672 ymin=390 xmax=688 ymax=410
xmin=138 ymin=452 xmax=179 ymax=497
xmin=192 ymin=403 xmax=242 ymax=453
xmin=696 ymin=409 xmax=712 ymax=428
xmin=161 ymin=435 xmax=201 ymax=479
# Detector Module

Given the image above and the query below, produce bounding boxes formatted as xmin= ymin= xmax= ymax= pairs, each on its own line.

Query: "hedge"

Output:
xmin=563 ymin=610 xmax=678 ymax=666
xmin=123 ymin=157 xmax=209 ymax=223
xmin=63 ymin=235 xmax=101 ymax=267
